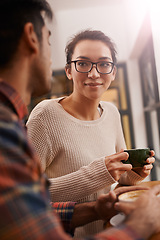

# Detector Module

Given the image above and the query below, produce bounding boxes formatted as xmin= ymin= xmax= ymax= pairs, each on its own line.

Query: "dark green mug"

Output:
xmin=122 ymin=148 xmax=150 ymax=168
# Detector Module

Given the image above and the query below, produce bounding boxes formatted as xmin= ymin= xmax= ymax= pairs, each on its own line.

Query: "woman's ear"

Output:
xmin=111 ymin=65 xmax=117 ymax=82
xmin=65 ymin=66 xmax=72 ymax=80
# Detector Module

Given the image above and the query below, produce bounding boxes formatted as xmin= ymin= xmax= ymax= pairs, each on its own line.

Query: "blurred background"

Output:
xmin=29 ymin=0 xmax=160 ymax=180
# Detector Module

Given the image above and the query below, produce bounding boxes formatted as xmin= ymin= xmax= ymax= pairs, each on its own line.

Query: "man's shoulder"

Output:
xmin=0 ymin=104 xmax=18 ymax=123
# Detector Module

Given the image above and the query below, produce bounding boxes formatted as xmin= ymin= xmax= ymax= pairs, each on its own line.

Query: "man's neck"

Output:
xmin=0 ymin=63 xmax=31 ymax=106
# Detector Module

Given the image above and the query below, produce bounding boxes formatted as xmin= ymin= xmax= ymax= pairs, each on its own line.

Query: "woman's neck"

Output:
xmin=59 ymin=95 xmax=101 ymax=121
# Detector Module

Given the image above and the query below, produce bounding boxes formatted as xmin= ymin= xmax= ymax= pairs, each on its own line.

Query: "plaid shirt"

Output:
xmin=0 ymin=81 xmax=143 ymax=240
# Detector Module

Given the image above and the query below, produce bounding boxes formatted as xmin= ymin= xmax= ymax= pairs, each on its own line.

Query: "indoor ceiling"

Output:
xmin=48 ymin=0 xmax=126 ymax=12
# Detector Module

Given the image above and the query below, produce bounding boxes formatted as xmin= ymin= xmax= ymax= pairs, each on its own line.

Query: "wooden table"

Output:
xmin=115 ymin=180 xmax=160 ymax=189
xmin=136 ymin=180 xmax=160 ymax=188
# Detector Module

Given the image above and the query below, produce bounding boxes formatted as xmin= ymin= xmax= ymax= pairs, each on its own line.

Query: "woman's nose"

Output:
xmin=87 ymin=65 xmax=100 ymax=78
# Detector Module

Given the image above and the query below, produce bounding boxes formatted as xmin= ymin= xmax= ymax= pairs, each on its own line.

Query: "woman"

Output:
xmin=27 ymin=30 xmax=154 ymax=237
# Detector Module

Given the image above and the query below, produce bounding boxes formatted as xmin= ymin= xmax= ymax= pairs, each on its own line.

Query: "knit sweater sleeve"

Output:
xmin=48 ymin=158 xmax=116 ymax=201
xmin=27 ymin=115 xmax=53 ymax=172
xmin=119 ymin=170 xmax=144 ymax=185
xmin=27 ymin=108 xmax=116 ymax=202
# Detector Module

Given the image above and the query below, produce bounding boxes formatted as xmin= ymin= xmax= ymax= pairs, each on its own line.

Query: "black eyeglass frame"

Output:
xmin=68 ymin=60 xmax=115 ymax=74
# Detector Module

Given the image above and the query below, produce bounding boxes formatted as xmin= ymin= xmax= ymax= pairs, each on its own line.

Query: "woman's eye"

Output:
xmin=78 ymin=61 xmax=87 ymax=66
xmin=102 ymin=62 xmax=109 ymax=67
xmin=100 ymin=62 xmax=110 ymax=67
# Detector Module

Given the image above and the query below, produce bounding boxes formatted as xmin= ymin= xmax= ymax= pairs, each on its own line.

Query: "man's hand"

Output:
xmin=94 ymin=185 xmax=149 ymax=221
xmin=105 ymin=150 xmax=132 ymax=181
xmin=115 ymin=185 xmax=160 ymax=239
xmin=71 ymin=185 xmax=148 ymax=229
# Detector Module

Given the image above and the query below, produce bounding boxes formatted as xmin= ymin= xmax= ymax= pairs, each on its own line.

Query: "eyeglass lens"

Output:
xmin=75 ymin=60 xmax=113 ymax=74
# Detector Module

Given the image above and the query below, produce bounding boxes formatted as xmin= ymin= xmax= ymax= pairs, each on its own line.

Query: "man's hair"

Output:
xmin=0 ymin=0 xmax=53 ymax=68
xmin=65 ymin=30 xmax=117 ymax=67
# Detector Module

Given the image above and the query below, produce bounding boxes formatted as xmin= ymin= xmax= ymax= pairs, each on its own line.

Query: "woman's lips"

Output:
xmin=84 ymin=82 xmax=103 ymax=86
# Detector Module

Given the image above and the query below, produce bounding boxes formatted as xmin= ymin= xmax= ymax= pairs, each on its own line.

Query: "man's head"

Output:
xmin=0 ymin=0 xmax=54 ymax=100
xmin=0 ymin=0 xmax=53 ymax=69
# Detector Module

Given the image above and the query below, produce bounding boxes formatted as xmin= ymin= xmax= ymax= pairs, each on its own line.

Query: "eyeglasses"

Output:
xmin=69 ymin=60 xmax=115 ymax=74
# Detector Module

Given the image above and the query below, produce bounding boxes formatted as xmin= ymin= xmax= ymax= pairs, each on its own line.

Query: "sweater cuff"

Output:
xmin=51 ymin=201 xmax=76 ymax=236
xmin=119 ymin=170 xmax=144 ymax=186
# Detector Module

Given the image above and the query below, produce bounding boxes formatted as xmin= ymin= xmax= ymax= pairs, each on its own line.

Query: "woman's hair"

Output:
xmin=65 ymin=30 xmax=117 ymax=66
xmin=0 ymin=0 xmax=53 ymax=68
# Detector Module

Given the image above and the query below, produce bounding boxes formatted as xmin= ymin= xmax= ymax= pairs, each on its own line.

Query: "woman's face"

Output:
xmin=65 ymin=39 xmax=116 ymax=101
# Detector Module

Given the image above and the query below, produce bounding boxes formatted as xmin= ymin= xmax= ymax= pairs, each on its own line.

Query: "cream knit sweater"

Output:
xmin=27 ymin=98 xmax=144 ymax=238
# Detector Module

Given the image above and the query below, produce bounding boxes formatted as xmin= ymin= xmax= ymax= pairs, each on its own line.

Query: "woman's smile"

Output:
xmin=84 ymin=82 xmax=103 ymax=88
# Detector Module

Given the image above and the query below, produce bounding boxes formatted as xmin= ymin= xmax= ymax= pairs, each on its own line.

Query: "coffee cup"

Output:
xmin=118 ymin=189 xmax=147 ymax=202
xmin=122 ymin=148 xmax=150 ymax=168
xmin=109 ymin=190 xmax=147 ymax=227
xmin=110 ymin=189 xmax=160 ymax=239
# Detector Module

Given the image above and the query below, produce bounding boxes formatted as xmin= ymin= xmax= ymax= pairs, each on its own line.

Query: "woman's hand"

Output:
xmin=132 ymin=150 xmax=155 ymax=178
xmin=105 ymin=150 xmax=132 ymax=181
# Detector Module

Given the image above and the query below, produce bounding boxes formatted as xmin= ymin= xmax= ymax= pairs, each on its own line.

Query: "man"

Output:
xmin=0 ymin=0 xmax=160 ymax=239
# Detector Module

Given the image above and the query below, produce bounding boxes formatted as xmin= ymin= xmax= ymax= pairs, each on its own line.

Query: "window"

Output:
xmin=139 ymin=36 xmax=160 ymax=180
xmin=101 ymin=63 xmax=135 ymax=149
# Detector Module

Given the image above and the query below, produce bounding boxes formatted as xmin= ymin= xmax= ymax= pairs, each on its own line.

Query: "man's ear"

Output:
xmin=65 ymin=66 xmax=72 ymax=80
xmin=23 ymin=23 xmax=39 ymax=54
